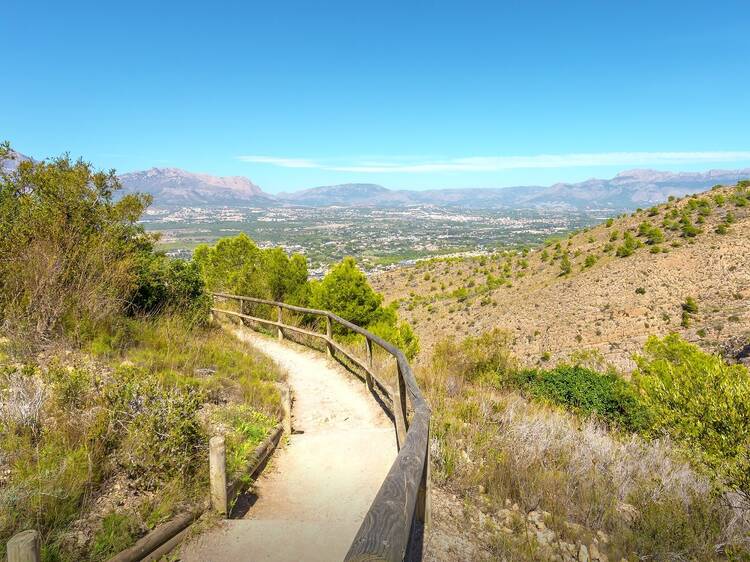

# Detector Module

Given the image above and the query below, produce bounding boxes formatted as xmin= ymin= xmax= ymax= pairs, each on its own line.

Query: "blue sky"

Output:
xmin=3 ymin=0 xmax=749 ymax=193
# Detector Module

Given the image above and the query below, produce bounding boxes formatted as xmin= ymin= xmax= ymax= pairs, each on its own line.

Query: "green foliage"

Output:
xmin=682 ymin=296 xmax=698 ymax=314
xmin=129 ymin=254 xmax=211 ymax=321
xmin=615 ymin=232 xmax=641 ymax=257
xmin=679 ymin=214 xmax=701 ymax=237
xmin=311 ymin=257 xmax=384 ymax=327
xmin=583 ymin=254 xmax=597 ymax=268
xmin=637 ymin=222 xmax=664 ymax=245
xmin=0 ymin=144 xmax=153 ymax=336
xmin=91 ymin=513 xmax=139 ymax=560
xmin=194 ymin=233 xmax=309 ymax=304
xmin=368 ymin=312 xmax=420 ymax=360
xmin=510 ymin=366 xmax=653 ymax=432
xmin=559 ymin=252 xmax=572 ymax=275
xmin=633 ymin=334 xmax=750 ymax=497
xmin=104 ymin=366 xmax=206 ymax=487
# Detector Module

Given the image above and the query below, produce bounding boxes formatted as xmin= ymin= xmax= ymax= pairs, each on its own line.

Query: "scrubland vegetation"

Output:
xmin=420 ymin=329 xmax=750 ymax=560
xmin=0 ymin=145 xmax=284 ymax=560
xmin=3 ymin=142 xmax=749 ymax=561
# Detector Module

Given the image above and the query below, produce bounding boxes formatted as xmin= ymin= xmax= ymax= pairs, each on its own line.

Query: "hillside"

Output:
xmin=118 ymin=167 xmax=276 ymax=207
xmin=372 ymin=182 xmax=750 ymax=370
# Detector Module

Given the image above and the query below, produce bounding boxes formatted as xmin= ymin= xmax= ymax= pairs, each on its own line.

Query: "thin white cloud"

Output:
xmin=237 ymin=151 xmax=750 ymax=173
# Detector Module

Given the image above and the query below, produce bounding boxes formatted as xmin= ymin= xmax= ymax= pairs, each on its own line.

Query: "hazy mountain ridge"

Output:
xmin=120 ymin=166 xmax=750 ymax=210
xmin=4 ymin=150 xmax=749 ymax=211
xmin=118 ymin=167 xmax=275 ymax=207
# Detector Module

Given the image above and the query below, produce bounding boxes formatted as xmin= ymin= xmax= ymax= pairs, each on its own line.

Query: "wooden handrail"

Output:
xmin=211 ymin=293 xmax=431 ymax=561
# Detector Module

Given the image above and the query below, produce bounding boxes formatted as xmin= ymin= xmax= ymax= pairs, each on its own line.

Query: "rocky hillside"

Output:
xmin=118 ymin=167 xmax=276 ymax=207
xmin=372 ymin=182 xmax=750 ymax=370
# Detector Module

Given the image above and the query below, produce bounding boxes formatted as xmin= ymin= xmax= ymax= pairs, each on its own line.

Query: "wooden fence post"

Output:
xmin=364 ymin=338 xmax=374 ymax=392
xmin=393 ymin=364 xmax=409 ymax=450
xmin=7 ymin=529 xmax=40 ymax=562
xmin=277 ymin=305 xmax=284 ymax=341
xmin=325 ymin=315 xmax=333 ymax=357
xmin=209 ymin=436 xmax=227 ymax=515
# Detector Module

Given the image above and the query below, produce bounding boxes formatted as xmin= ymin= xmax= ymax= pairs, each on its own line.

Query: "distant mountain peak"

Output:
xmin=118 ymin=167 xmax=272 ymax=207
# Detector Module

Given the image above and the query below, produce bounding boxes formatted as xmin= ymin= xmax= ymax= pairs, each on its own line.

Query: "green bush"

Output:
xmin=510 ymin=365 xmax=652 ymax=432
xmin=0 ymin=144 xmax=152 ymax=337
xmin=129 ymin=254 xmax=211 ymax=321
xmin=311 ymin=257 xmax=386 ymax=327
xmin=194 ymin=233 xmax=309 ymax=304
xmin=633 ymin=334 xmax=750 ymax=498
xmin=616 ymin=232 xmax=641 ymax=257
xmin=104 ymin=366 xmax=207 ymax=488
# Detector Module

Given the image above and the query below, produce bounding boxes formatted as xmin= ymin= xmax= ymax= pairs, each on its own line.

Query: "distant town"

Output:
xmin=141 ymin=204 xmax=608 ymax=276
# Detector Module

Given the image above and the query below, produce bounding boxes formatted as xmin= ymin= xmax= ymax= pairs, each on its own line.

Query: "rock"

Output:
xmin=589 ymin=542 xmax=607 ymax=561
xmin=596 ymin=530 xmax=610 ymax=545
xmin=616 ymin=502 xmax=639 ymax=524
xmin=194 ymin=367 xmax=217 ymax=376
xmin=578 ymin=543 xmax=590 ymax=562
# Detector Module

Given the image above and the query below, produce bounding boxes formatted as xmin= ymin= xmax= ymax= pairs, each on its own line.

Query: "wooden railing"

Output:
xmin=211 ymin=292 xmax=431 ymax=562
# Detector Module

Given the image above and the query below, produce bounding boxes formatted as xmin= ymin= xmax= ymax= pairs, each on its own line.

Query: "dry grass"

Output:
xmin=421 ymin=352 xmax=750 ymax=560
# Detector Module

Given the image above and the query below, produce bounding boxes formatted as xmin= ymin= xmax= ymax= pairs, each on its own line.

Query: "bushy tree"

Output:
xmin=193 ymin=233 xmax=309 ymax=304
xmin=0 ymin=144 xmax=153 ymax=336
xmin=129 ymin=255 xmax=211 ymax=321
xmin=311 ymin=257 xmax=385 ymax=327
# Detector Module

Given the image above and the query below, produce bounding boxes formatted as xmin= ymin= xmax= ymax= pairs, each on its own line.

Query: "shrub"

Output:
xmin=682 ymin=296 xmax=698 ymax=314
xmin=510 ymin=365 xmax=653 ymax=432
xmin=583 ymin=254 xmax=597 ymax=268
xmin=311 ymin=257 xmax=385 ymax=327
xmin=633 ymin=334 xmax=750 ymax=499
xmin=616 ymin=232 xmax=641 ymax=257
xmin=432 ymin=329 xmax=517 ymax=383
xmin=129 ymin=255 xmax=211 ymax=322
xmin=559 ymin=253 xmax=572 ymax=275
xmin=194 ymin=233 xmax=309 ymax=304
xmin=0 ymin=144 xmax=152 ymax=338
xmin=105 ymin=366 xmax=206 ymax=487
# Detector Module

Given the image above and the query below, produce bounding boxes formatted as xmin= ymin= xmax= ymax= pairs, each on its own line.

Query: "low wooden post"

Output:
xmin=209 ymin=436 xmax=227 ymax=515
xmin=325 ymin=315 xmax=333 ymax=357
xmin=277 ymin=305 xmax=284 ymax=341
xmin=364 ymin=338 xmax=374 ymax=391
xmin=7 ymin=529 xmax=40 ymax=562
xmin=393 ymin=364 xmax=409 ymax=450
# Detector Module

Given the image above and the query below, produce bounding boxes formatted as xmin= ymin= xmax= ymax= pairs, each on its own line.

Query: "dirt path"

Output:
xmin=180 ymin=326 xmax=397 ymax=562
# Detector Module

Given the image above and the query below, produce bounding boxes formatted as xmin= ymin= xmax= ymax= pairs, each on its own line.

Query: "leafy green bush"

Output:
xmin=310 ymin=257 xmax=386 ymax=327
xmin=129 ymin=254 xmax=211 ymax=321
xmin=0 ymin=144 xmax=152 ymax=337
xmin=559 ymin=252 xmax=572 ymax=275
xmin=633 ymin=334 xmax=750 ymax=498
xmin=616 ymin=232 xmax=641 ymax=257
xmin=510 ymin=365 xmax=652 ymax=432
xmin=194 ymin=233 xmax=309 ymax=304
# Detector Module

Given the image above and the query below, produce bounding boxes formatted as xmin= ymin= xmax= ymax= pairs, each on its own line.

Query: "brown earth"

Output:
xmin=372 ymin=185 xmax=750 ymax=371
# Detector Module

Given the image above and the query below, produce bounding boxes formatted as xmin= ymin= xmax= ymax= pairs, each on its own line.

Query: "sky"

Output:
xmin=2 ymin=0 xmax=750 ymax=193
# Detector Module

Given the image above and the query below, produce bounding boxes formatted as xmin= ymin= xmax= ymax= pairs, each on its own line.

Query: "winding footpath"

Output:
xmin=180 ymin=326 xmax=397 ymax=562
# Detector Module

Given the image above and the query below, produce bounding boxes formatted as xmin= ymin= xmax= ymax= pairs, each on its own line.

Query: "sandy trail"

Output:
xmin=180 ymin=326 xmax=396 ymax=562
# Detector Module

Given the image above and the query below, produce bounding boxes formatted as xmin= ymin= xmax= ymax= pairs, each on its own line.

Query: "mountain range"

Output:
xmin=3 ymin=150 xmax=748 ymax=211
xmin=118 ymin=167 xmax=750 ymax=211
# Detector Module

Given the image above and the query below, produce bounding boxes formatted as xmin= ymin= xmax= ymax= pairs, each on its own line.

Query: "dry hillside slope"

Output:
xmin=372 ymin=183 xmax=750 ymax=370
